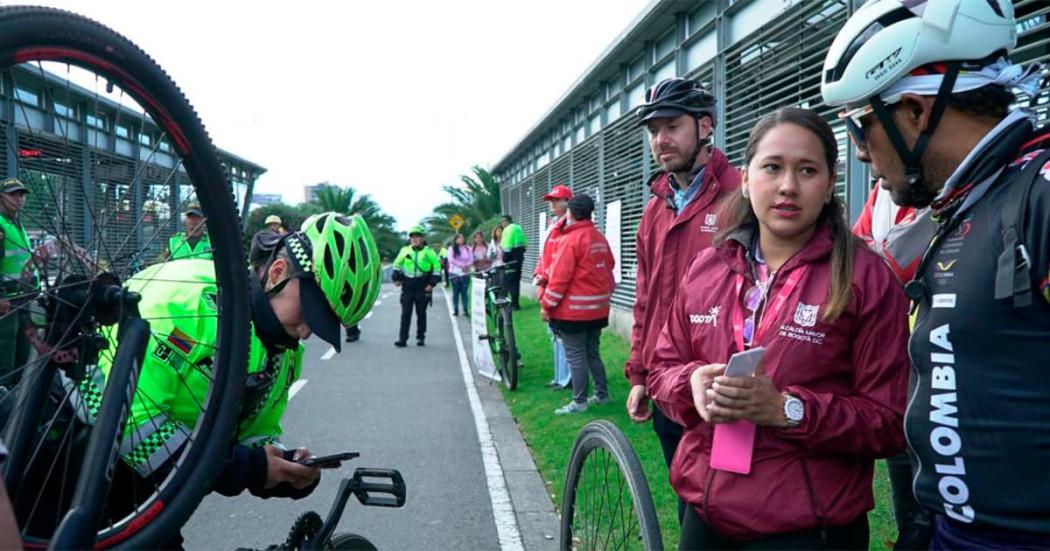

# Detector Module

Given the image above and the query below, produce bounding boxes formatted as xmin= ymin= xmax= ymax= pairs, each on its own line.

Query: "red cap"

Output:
xmin=543 ymin=184 xmax=573 ymax=201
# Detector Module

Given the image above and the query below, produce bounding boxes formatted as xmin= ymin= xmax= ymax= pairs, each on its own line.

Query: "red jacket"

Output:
xmin=534 ymin=215 xmax=567 ymax=303
xmin=851 ymin=184 xmax=932 ymax=283
xmin=647 ymin=224 xmax=908 ymax=540
xmin=625 ymin=148 xmax=740 ymax=385
xmin=541 ymin=219 xmax=614 ymax=322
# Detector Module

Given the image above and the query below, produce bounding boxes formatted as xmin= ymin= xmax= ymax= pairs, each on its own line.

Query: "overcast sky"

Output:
xmin=37 ymin=0 xmax=651 ymax=229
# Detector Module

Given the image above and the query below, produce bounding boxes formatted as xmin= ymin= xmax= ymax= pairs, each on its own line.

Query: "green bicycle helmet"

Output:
xmin=408 ymin=225 xmax=426 ymax=236
xmin=300 ymin=212 xmax=382 ymax=330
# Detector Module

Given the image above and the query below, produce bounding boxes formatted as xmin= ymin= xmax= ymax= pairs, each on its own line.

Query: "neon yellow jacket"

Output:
xmin=79 ymin=259 xmax=301 ymax=477
xmin=500 ymin=223 xmax=527 ymax=251
xmin=168 ymin=232 xmax=213 ymax=260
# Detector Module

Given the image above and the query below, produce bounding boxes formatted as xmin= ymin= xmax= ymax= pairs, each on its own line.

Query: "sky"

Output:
xmin=36 ymin=0 xmax=652 ymax=229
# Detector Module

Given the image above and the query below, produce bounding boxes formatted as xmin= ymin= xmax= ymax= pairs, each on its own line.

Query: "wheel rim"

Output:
xmin=0 ymin=39 xmax=244 ymax=546
xmin=568 ymin=446 xmax=646 ymax=551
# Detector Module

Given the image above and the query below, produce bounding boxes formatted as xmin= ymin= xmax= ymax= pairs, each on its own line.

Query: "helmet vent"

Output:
xmin=341 ymin=284 xmax=354 ymax=308
xmin=348 ymin=247 xmax=358 ymax=273
xmin=333 ymin=230 xmax=346 ymax=256
xmin=314 ymin=216 xmax=328 ymax=233
xmin=324 ymin=249 xmax=335 ymax=278
xmin=357 ymin=237 xmax=369 ymax=267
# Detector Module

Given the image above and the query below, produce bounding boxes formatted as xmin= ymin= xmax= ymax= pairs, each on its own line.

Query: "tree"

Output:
xmin=313 ymin=184 xmax=401 ymax=261
xmin=424 ymin=165 xmax=502 ymax=245
xmin=244 ymin=203 xmax=319 ymax=242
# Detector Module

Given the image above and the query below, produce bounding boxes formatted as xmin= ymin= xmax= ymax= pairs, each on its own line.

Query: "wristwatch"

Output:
xmin=783 ymin=394 xmax=804 ymax=428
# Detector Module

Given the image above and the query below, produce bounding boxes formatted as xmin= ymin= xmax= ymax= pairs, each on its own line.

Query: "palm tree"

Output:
xmin=313 ymin=184 xmax=401 ymax=260
xmin=424 ymin=165 xmax=502 ymax=244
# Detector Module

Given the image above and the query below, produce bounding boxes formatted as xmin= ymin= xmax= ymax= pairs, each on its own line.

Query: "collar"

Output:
xmin=561 ymin=218 xmax=593 ymax=234
xmin=720 ymin=222 xmax=834 ymax=276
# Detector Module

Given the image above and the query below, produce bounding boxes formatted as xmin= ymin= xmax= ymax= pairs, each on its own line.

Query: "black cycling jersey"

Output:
xmin=907 ymin=120 xmax=1050 ymax=535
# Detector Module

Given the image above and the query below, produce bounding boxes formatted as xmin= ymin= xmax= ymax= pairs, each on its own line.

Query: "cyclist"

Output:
xmin=822 ymin=0 xmax=1050 ymax=546
xmin=0 ymin=178 xmax=32 ymax=388
xmin=623 ymin=77 xmax=740 ymax=522
xmin=80 ymin=213 xmax=380 ymax=527
xmin=499 ymin=214 xmax=527 ymax=310
xmin=167 ymin=202 xmax=212 ymax=260
xmin=391 ymin=225 xmax=441 ymax=347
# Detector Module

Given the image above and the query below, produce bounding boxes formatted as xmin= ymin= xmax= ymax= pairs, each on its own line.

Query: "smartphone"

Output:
xmin=298 ymin=451 xmax=359 ymax=469
xmin=724 ymin=347 xmax=765 ymax=378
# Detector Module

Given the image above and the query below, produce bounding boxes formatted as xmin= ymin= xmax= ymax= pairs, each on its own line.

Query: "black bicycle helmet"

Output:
xmin=637 ymin=78 xmax=717 ymax=126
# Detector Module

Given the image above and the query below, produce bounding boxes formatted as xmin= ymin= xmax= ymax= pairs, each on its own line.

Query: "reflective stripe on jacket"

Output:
xmin=541 ymin=219 xmax=614 ymax=322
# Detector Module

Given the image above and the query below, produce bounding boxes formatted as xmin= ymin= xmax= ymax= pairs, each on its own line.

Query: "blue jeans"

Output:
xmin=451 ymin=275 xmax=470 ymax=314
xmin=550 ymin=328 xmax=570 ymax=386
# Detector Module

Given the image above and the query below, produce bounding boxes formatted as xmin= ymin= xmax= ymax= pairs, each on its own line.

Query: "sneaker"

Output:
xmin=555 ymin=401 xmax=588 ymax=415
xmin=587 ymin=395 xmax=611 ymax=406
xmin=394 ymin=341 xmax=407 ymax=348
xmin=544 ymin=381 xmax=560 ymax=389
xmin=416 ymin=339 xmax=425 ymax=347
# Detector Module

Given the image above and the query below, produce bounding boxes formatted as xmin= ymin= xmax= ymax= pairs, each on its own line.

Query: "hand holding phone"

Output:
xmin=298 ymin=451 xmax=359 ymax=469
xmin=724 ymin=347 xmax=765 ymax=378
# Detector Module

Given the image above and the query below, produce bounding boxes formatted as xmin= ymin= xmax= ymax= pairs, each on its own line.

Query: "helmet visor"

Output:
xmin=299 ymin=275 xmax=342 ymax=352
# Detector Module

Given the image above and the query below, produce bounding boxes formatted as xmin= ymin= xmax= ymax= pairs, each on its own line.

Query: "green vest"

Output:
xmin=0 ymin=212 xmax=31 ymax=293
xmin=393 ymin=245 xmax=441 ymax=278
xmin=500 ymin=223 xmax=527 ymax=251
xmin=168 ymin=232 xmax=212 ymax=260
xmin=80 ymin=260 xmax=301 ymax=476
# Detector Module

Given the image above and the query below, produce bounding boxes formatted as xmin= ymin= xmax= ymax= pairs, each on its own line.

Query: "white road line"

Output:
xmin=443 ymin=288 xmax=523 ymax=551
xmin=289 ymin=379 xmax=308 ymax=400
xmin=365 ymin=311 xmax=373 ymax=320
xmin=321 ymin=347 xmax=337 ymax=360
xmin=374 ymin=301 xmax=382 ymax=306
xmin=381 ymin=292 xmax=391 ymax=300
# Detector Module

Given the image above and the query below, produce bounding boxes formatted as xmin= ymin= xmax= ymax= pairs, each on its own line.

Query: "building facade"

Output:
xmin=493 ymin=0 xmax=1049 ymax=315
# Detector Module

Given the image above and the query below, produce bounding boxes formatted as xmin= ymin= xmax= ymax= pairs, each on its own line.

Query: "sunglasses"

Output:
xmin=839 ymin=97 xmax=902 ymax=152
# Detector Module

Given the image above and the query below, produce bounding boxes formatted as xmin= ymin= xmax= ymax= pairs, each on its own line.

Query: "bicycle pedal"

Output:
xmin=350 ymin=468 xmax=407 ymax=508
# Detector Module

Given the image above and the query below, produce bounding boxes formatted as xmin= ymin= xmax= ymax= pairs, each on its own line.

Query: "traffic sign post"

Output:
xmin=449 ymin=214 xmax=464 ymax=231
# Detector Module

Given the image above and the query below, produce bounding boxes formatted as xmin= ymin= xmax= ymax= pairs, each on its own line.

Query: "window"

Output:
xmin=604 ymin=100 xmax=621 ymax=123
xmin=629 ymin=55 xmax=646 ymax=83
xmin=626 ymin=81 xmax=646 ymax=110
xmin=653 ymin=59 xmax=676 ymax=83
xmin=139 ymin=133 xmax=152 ymax=147
xmin=53 ymin=101 xmax=74 ymax=118
xmin=588 ymin=113 xmax=601 ymax=136
xmin=158 ymin=138 xmax=171 ymax=153
xmin=115 ymin=124 xmax=130 ymax=139
xmin=655 ymin=31 xmax=676 ymax=61
xmin=14 ymin=87 xmax=38 ymax=106
xmin=86 ymin=113 xmax=107 ymax=130
xmin=685 ymin=32 xmax=718 ymax=71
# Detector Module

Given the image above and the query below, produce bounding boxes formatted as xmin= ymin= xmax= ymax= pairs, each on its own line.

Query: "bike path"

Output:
xmin=184 ymin=284 xmax=504 ymax=549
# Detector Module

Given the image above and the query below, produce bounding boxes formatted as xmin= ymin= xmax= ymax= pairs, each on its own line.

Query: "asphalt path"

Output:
xmin=184 ymin=284 xmax=503 ymax=549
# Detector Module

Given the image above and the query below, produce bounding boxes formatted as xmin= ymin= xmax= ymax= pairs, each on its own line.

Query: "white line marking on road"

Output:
xmin=289 ymin=379 xmax=307 ymax=400
xmin=365 ymin=311 xmax=373 ymax=320
xmin=443 ymin=287 xmax=524 ymax=551
xmin=321 ymin=347 xmax=336 ymax=360
xmin=381 ymin=292 xmax=391 ymax=300
xmin=374 ymin=301 xmax=382 ymax=306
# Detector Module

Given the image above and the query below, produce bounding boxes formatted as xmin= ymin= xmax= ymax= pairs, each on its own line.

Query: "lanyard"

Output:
xmin=731 ymin=265 xmax=807 ymax=352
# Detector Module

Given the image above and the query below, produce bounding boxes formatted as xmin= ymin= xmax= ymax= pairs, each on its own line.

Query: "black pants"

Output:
xmin=680 ymin=505 xmax=869 ymax=550
xmin=345 ymin=324 xmax=360 ymax=339
xmin=887 ymin=451 xmax=931 ymax=550
xmin=399 ymin=286 xmax=429 ymax=342
xmin=653 ymin=406 xmax=686 ymax=524
xmin=502 ymin=247 xmax=525 ymax=308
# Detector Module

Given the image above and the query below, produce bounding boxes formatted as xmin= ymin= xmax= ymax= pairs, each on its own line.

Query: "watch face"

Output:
xmin=786 ymin=398 xmax=804 ymax=421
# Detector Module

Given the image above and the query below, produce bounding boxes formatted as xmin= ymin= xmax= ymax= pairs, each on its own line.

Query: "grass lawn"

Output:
xmin=497 ymin=297 xmax=898 ymax=549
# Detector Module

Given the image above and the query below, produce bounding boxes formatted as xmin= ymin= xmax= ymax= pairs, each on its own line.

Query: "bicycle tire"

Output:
xmin=328 ymin=533 xmax=378 ymax=551
xmin=498 ymin=305 xmax=518 ymax=391
xmin=560 ymin=420 xmax=662 ymax=551
xmin=0 ymin=6 xmax=250 ymax=548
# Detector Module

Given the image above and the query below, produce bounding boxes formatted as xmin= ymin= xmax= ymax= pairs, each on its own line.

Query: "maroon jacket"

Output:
xmin=625 ymin=148 xmax=740 ymax=386
xmin=647 ymin=224 xmax=908 ymax=539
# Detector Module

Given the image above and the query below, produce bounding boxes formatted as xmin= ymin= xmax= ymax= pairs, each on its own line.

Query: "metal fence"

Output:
xmin=496 ymin=0 xmax=1050 ymax=312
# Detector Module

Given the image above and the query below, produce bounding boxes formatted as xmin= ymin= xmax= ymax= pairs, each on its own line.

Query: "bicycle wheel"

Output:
xmin=560 ymin=421 xmax=662 ymax=551
xmin=0 ymin=6 xmax=249 ymax=548
xmin=328 ymin=532 xmax=379 ymax=550
xmin=498 ymin=305 xmax=518 ymax=391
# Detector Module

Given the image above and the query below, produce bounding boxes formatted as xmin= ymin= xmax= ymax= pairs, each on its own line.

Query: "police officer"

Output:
xmin=499 ymin=214 xmax=528 ymax=309
xmin=168 ymin=202 xmax=212 ymax=260
xmin=392 ymin=226 xmax=441 ymax=347
xmin=0 ymin=178 xmax=32 ymax=387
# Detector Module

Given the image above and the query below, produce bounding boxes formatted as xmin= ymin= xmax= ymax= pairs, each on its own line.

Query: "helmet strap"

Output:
xmin=869 ymin=62 xmax=960 ymax=207
xmin=681 ymin=115 xmax=710 ymax=174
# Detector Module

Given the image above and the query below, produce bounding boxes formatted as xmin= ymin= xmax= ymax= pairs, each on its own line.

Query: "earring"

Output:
xmin=742 ymin=187 xmax=749 ymax=198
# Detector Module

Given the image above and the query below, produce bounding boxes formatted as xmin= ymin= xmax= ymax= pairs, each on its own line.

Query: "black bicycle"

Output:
xmin=560 ymin=421 xmax=662 ymax=551
xmin=245 ymin=457 xmax=407 ymax=551
xmin=473 ymin=265 xmax=519 ymax=390
xmin=0 ymin=6 xmax=249 ymax=548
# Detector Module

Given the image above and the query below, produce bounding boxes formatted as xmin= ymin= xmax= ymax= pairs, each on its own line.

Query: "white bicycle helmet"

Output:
xmin=822 ymin=0 xmax=1017 ymax=110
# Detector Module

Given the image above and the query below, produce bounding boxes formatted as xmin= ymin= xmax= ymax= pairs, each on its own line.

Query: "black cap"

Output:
xmin=284 ymin=233 xmax=342 ymax=352
xmin=184 ymin=202 xmax=204 ymax=217
xmin=567 ymin=194 xmax=595 ymax=220
xmin=0 ymin=178 xmax=29 ymax=194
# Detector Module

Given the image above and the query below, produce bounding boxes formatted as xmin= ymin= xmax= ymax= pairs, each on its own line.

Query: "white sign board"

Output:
xmin=538 ymin=212 xmax=548 ymax=260
xmin=472 ymin=281 xmax=500 ymax=381
xmin=605 ymin=200 xmax=623 ymax=283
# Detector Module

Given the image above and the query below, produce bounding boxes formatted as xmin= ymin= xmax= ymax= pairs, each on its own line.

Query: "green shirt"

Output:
xmin=0 ymin=212 xmax=31 ymax=295
xmin=80 ymin=259 xmax=301 ymax=477
xmin=500 ymin=223 xmax=527 ymax=251
xmin=393 ymin=245 xmax=441 ymax=279
xmin=168 ymin=232 xmax=213 ymax=260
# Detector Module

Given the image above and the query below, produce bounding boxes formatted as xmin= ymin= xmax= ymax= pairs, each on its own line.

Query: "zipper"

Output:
xmin=702 ymin=468 xmax=716 ymax=523
xmin=798 ymin=458 xmax=827 ymax=542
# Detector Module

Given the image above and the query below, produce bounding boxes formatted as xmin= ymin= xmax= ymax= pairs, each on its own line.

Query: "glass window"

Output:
xmin=629 ymin=55 xmax=646 ymax=82
xmin=53 ymin=101 xmax=74 ymax=118
xmin=588 ymin=113 xmax=601 ymax=136
xmin=655 ymin=30 xmax=676 ymax=61
xmin=14 ymin=87 xmax=38 ymax=106
xmin=86 ymin=113 xmax=106 ymax=130
xmin=115 ymin=124 xmax=130 ymax=138
xmin=654 ymin=59 xmax=676 ymax=83
xmin=687 ymin=3 xmax=717 ymax=36
xmin=158 ymin=138 xmax=171 ymax=153
xmin=604 ymin=100 xmax=621 ymax=123
xmin=626 ymin=81 xmax=646 ymax=110
xmin=576 ymin=125 xmax=585 ymax=144
xmin=685 ymin=32 xmax=718 ymax=71
xmin=562 ymin=135 xmax=572 ymax=152
xmin=139 ymin=133 xmax=152 ymax=147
